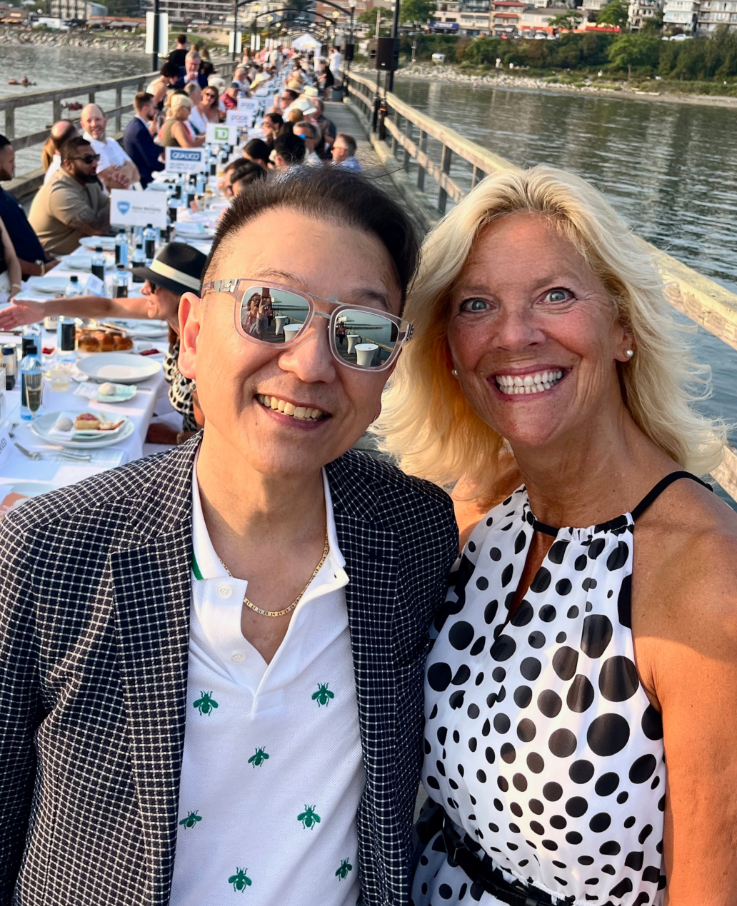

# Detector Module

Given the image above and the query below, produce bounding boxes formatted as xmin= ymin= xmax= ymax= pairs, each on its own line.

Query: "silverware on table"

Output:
xmin=14 ymin=442 xmax=92 ymax=463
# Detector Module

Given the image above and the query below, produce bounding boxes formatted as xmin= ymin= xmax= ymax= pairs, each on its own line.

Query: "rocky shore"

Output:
xmin=353 ymin=61 xmax=737 ymax=109
xmin=0 ymin=26 xmax=144 ymax=52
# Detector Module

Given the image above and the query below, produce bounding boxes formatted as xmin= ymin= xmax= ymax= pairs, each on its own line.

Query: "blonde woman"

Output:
xmin=161 ymin=94 xmax=205 ymax=149
xmin=378 ymin=166 xmax=737 ymax=906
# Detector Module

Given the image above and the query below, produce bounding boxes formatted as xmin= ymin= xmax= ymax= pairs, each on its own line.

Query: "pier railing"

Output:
xmin=343 ymin=69 xmax=737 ymax=502
xmin=2 ymin=62 xmax=237 ymax=203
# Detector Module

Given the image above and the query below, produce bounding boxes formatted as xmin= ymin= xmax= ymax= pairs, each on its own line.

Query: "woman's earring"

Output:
xmin=451 ymin=369 xmax=458 ymax=378
xmin=625 ymin=350 xmax=634 ymax=358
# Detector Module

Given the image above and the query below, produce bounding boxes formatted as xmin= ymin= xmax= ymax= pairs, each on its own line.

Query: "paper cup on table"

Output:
xmin=274 ymin=315 xmax=287 ymax=336
xmin=355 ymin=343 xmax=378 ymax=367
xmin=346 ymin=334 xmax=359 ymax=354
xmin=283 ymin=323 xmax=302 ymax=342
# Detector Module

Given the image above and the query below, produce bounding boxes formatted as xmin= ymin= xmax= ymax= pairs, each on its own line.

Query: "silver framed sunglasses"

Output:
xmin=201 ymin=278 xmax=413 ymax=372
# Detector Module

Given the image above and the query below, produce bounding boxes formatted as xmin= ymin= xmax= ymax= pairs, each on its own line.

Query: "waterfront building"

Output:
xmin=518 ymin=5 xmax=570 ymax=32
xmin=663 ymin=0 xmax=699 ymax=31
xmin=491 ymin=0 xmax=525 ymax=34
xmin=628 ymin=0 xmax=663 ymax=29
xmin=49 ymin=0 xmax=107 ymax=20
xmin=697 ymin=0 xmax=737 ymax=30
xmin=582 ymin=0 xmax=610 ymax=20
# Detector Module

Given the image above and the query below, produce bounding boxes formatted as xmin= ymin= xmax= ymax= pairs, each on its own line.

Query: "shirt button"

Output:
xmin=218 ymin=584 xmax=232 ymax=599
xmin=231 ymin=652 xmax=245 ymax=662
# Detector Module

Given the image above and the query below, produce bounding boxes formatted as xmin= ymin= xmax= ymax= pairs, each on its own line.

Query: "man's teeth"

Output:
xmin=495 ymin=370 xmax=564 ymax=395
xmin=256 ymin=394 xmax=327 ymax=420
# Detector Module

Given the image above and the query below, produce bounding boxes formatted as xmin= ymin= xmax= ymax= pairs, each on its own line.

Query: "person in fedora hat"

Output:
xmin=0 ymin=241 xmax=206 ymax=445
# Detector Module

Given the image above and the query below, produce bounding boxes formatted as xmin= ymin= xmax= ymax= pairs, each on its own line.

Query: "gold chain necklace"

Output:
xmin=217 ymin=533 xmax=330 ymax=618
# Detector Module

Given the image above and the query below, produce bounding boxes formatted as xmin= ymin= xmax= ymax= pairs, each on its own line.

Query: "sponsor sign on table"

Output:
xmin=238 ymin=97 xmax=259 ymax=117
xmin=110 ymin=189 xmax=167 ymax=230
xmin=206 ymin=123 xmax=237 ymax=146
xmin=165 ymin=147 xmax=207 ymax=174
xmin=225 ymin=109 xmax=253 ymax=129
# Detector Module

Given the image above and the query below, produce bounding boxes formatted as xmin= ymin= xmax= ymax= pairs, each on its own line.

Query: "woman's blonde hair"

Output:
xmin=376 ymin=165 xmax=725 ymax=495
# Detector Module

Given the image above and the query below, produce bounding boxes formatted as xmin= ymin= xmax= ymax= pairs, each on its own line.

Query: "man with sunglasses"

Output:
xmin=29 ymin=134 xmax=110 ymax=257
xmin=0 ymin=169 xmax=458 ymax=906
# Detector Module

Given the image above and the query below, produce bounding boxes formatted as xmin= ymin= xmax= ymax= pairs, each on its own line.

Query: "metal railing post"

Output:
xmin=417 ymin=129 xmax=427 ymax=192
xmin=5 ymin=108 xmax=14 ymax=141
xmin=116 ymin=86 xmax=123 ymax=133
xmin=438 ymin=144 xmax=452 ymax=215
xmin=378 ymin=97 xmax=387 ymax=141
xmin=53 ymin=99 xmax=62 ymax=123
xmin=390 ymin=108 xmax=399 ymax=156
xmin=403 ymin=117 xmax=411 ymax=170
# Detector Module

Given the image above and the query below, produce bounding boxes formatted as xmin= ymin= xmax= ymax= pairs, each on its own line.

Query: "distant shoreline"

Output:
xmin=0 ymin=26 xmax=145 ymax=53
xmin=355 ymin=63 xmax=737 ymax=111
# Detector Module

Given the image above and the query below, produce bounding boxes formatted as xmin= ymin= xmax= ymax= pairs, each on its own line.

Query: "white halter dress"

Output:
xmin=412 ymin=474 xmax=707 ymax=906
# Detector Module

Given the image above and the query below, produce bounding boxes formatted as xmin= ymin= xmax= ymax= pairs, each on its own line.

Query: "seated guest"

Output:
xmin=177 ymin=51 xmax=208 ymax=90
xmin=243 ymin=138 xmax=271 ymax=171
xmin=0 ymin=134 xmax=59 ymax=277
xmin=230 ymin=161 xmax=267 ymax=196
xmin=262 ymin=111 xmax=283 ymax=149
xmin=221 ymin=82 xmax=240 ymax=111
xmin=313 ymin=98 xmax=336 ymax=155
xmin=42 ymin=119 xmax=76 ymax=184
xmin=161 ymin=94 xmax=206 ymax=148
xmin=122 ymin=92 xmax=165 ymax=189
xmin=29 ymin=135 xmax=110 ymax=257
xmin=0 ymin=211 xmax=23 ymax=300
xmin=183 ymin=84 xmax=206 ymax=134
xmin=332 ymin=133 xmax=361 ymax=172
xmin=294 ymin=121 xmax=322 ymax=168
xmin=276 ymin=87 xmax=299 ymax=114
xmin=197 ymin=84 xmax=221 ymax=124
xmin=147 ymin=61 xmax=181 ymax=109
xmin=273 ymin=132 xmax=305 ymax=170
xmin=80 ymin=103 xmax=140 ymax=190
xmin=317 ymin=62 xmax=334 ymax=98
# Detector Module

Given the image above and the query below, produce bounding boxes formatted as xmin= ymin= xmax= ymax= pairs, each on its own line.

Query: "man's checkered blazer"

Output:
xmin=0 ymin=437 xmax=458 ymax=906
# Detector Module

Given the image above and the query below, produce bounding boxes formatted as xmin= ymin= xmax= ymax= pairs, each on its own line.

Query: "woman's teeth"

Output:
xmin=256 ymin=394 xmax=327 ymax=420
xmin=495 ymin=371 xmax=564 ymax=395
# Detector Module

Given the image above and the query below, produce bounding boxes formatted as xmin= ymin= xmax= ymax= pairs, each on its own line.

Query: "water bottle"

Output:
xmin=21 ymin=322 xmax=41 ymax=358
xmin=20 ymin=344 xmax=43 ymax=421
xmin=143 ymin=224 xmax=157 ymax=265
xmin=91 ymin=246 xmax=106 ymax=283
xmin=186 ymin=179 xmax=196 ymax=209
xmin=113 ymin=264 xmax=129 ymax=299
xmin=115 ymin=229 xmax=128 ymax=266
xmin=209 ymin=152 xmax=217 ymax=177
xmin=195 ymin=171 xmax=206 ymax=196
xmin=56 ymin=315 xmax=76 ymax=362
xmin=1 ymin=344 xmax=16 ymax=391
xmin=132 ymin=242 xmax=146 ymax=268
xmin=65 ymin=274 xmax=80 ymax=298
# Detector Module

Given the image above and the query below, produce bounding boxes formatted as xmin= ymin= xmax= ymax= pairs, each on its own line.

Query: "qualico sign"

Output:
xmin=165 ymin=147 xmax=207 ymax=174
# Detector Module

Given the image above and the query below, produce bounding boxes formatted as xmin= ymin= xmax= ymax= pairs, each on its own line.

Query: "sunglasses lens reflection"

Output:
xmin=334 ymin=310 xmax=399 ymax=370
xmin=238 ymin=286 xmax=310 ymax=345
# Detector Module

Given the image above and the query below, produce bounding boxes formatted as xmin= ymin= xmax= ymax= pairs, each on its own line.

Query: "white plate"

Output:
xmin=107 ymin=319 xmax=169 ymax=338
xmin=79 ymin=236 xmax=116 ymax=251
xmin=31 ymin=413 xmax=135 ymax=448
xmin=76 ymin=352 xmax=162 ymax=384
xmin=174 ymin=222 xmax=214 ymax=238
xmin=27 ymin=276 xmax=70 ymax=295
xmin=60 ymin=253 xmax=93 ymax=271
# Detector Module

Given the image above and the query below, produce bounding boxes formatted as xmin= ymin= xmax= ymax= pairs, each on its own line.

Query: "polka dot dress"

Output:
xmin=413 ymin=486 xmax=667 ymax=906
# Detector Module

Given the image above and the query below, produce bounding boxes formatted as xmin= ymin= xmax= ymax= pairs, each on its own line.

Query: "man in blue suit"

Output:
xmin=122 ymin=92 xmax=165 ymax=189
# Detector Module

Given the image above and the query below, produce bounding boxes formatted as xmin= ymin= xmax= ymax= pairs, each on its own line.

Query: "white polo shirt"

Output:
xmin=82 ymin=131 xmax=132 ymax=171
xmin=168 ymin=463 xmax=364 ymax=905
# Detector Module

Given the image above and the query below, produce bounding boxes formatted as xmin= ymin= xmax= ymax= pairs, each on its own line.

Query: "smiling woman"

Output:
xmin=377 ymin=166 xmax=737 ymax=906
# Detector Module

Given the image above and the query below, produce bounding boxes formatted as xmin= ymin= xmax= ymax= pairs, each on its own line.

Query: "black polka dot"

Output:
xmin=574 ymin=555 xmax=588 ymax=571
xmin=468 ymin=737 xmax=477 ymax=752
xmin=624 ymin=815 xmax=636 ymax=829
xmin=537 ymin=690 xmax=562 ymax=719
xmin=539 ymin=604 xmax=557 ymax=623
xmin=517 ymin=719 xmax=537 ymax=742
xmin=500 ymin=743 xmax=516 ymax=763
xmin=629 ymin=754 xmax=657 ymax=784
xmin=520 ymin=657 xmax=542 ymax=681
xmin=513 ymin=773 xmax=527 ymax=792
xmin=449 ymin=620 xmax=475 ymax=651
xmin=565 ymin=796 xmax=588 ymax=818
xmin=528 ymin=631 xmax=546 ymax=648
xmin=530 ymin=820 xmax=545 ymax=835
xmin=493 ymin=713 xmax=510 ymax=734
xmin=625 ymin=851 xmax=644 ymax=871
xmin=529 ymin=798 xmax=544 ymax=814
xmin=470 ymin=636 xmax=486 ymax=656
xmin=482 ymin=719 xmax=491 ymax=736
xmin=467 ymin=703 xmax=480 ymax=719
xmin=449 ymin=690 xmax=465 ymax=710
xmin=510 ymin=802 xmax=523 ymax=818
xmin=641 ymin=704 xmax=664 ymax=740
xmin=555 ymin=579 xmax=572 ymax=596
xmin=476 ymin=769 xmax=487 ymax=783
xmin=580 ymin=614 xmax=613 ymax=659
xmin=598 ymin=655 xmax=639 ymax=701
xmin=514 ymin=685 xmax=532 ymax=708
xmin=511 ymin=601 xmax=534 ymax=627
xmin=527 ymin=752 xmax=545 ymax=773
xmin=439 ymin=882 xmax=453 ymax=899
xmin=582 ymin=577 xmax=597 ymax=591
xmin=606 ymin=540 xmax=629 ymax=571
xmin=600 ymin=841 xmax=621 ymax=856
xmin=588 ymin=538 xmax=606 ymax=560
xmin=530 ymin=566 xmax=552 ymax=593
xmin=608 ymin=878 xmax=633 ymax=899
xmin=556 ymin=632 xmax=567 ymax=644
xmin=589 ymin=813 xmax=611 ymax=833
xmin=548 ymin=539 xmax=570 ymax=564
xmin=549 ymin=728 xmax=577 ymax=758
xmin=552 ymin=646 xmax=579 ymax=681
xmin=578 ymin=855 xmax=594 ymax=865
xmin=514 ymin=530 xmax=527 ymax=554
xmin=428 ymin=662 xmax=452 ymax=692
xmin=426 ymin=775 xmax=440 ymax=790
xmin=617 ymin=573 xmax=632 ymax=629
xmin=501 ymin=564 xmax=514 ymax=587
xmin=476 ymin=576 xmax=489 ymax=591
xmin=541 ymin=839 xmax=558 ymax=851
xmin=485 ymin=747 xmax=495 ymax=764
xmin=567 ymin=605 xmax=580 ymax=619
xmin=489 ymin=547 xmax=501 ymax=561
xmin=543 ymin=782 xmax=563 ymax=801
xmin=451 ymin=665 xmax=471 ymax=685
xmin=595 ymin=772 xmax=620 ymax=796
xmin=565 ymin=831 xmax=582 ymax=845
xmin=617 ymin=791 xmax=629 ymax=804
xmin=437 ymin=726 xmax=448 ymax=745
xmin=567 ymin=674 xmax=595 ymax=713
xmin=492 ymin=667 xmax=506 ymax=682
xmin=490 ymin=635 xmax=516 ymax=661
xmin=569 ymin=759 xmax=595 ymax=784
xmin=550 ymin=815 xmax=567 ymax=829
xmin=587 ymin=713 xmax=630 ymax=757
xmin=484 ymin=600 xmax=498 ymax=624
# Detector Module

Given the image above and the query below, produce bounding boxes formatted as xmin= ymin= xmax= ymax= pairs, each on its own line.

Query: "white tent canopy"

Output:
xmin=291 ymin=33 xmax=322 ymax=51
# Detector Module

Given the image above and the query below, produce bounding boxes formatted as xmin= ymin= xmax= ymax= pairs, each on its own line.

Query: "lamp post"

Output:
xmin=233 ymin=0 xmax=238 ymax=61
xmin=347 ymin=0 xmax=356 ymax=71
xmin=388 ymin=0 xmax=400 ymax=92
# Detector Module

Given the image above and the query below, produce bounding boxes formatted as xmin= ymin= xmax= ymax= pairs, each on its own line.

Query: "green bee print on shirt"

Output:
xmin=193 ymin=691 xmax=218 ymax=715
xmin=312 ymin=683 xmax=335 ymax=707
xmin=298 ymin=805 xmax=321 ymax=829
xmin=179 ymin=811 xmax=202 ymax=829
xmin=228 ymin=868 xmax=252 ymax=891
xmin=335 ymin=859 xmax=353 ymax=880
xmin=248 ymin=747 xmax=269 ymax=767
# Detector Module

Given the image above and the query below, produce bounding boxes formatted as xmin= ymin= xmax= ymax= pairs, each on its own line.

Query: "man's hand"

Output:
xmin=99 ymin=166 xmax=130 ymax=190
xmin=0 ymin=298 xmax=47 ymax=330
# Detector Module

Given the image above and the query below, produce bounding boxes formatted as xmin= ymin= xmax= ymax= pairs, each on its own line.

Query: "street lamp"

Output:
xmin=347 ymin=0 xmax=357 ymax=72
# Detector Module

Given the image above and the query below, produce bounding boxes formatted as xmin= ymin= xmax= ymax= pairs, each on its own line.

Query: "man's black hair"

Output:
xmin=230 ymin=162 xmax=267 ymax=190
xmin=205 ymin=167 xmax=419 ymax=307
xmin=161 ymin=61 xmax=180 ymax=79
xmin=60 ymin=135 xmax=92 ymax=164
xmin=274 ymin=133 xmax=305 ymax=166
xmin=0 ymin=134 xmax=10 ymax=152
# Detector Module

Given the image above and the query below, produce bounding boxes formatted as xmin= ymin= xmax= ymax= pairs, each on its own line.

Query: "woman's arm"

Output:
xmin=0 ymin=294 xmax=151 ymax=330
xmin=171 ymin=121 xmax=205 ymax=149
xmin=0 ymin=215 xmax=23 ymax=298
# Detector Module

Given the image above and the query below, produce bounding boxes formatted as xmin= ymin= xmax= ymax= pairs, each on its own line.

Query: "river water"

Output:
xmin=0 ymin=49 xmax=735 ymax=491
